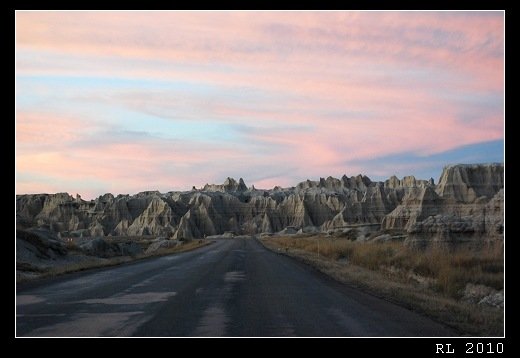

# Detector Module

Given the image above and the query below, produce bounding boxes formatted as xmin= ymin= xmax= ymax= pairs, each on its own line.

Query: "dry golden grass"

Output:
xmin=261 ymin=235 xmax=504 ymax=336
xmin=263 ymin=236 xmax=503 ymax=298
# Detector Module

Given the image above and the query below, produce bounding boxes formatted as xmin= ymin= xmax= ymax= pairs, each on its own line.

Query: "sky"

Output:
xmin=15 ymin=11 xmax=504 ymax=200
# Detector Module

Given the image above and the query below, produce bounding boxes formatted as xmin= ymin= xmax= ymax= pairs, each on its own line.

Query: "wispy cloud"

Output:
xmin=16 ymin=11 xmax=504 ymax=199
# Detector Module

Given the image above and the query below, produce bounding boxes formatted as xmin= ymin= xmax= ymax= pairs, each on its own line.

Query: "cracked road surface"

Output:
xmin=17 ymin=237 xmax=455 ymax=337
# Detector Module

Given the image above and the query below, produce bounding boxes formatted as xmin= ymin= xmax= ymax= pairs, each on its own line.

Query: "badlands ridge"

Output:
xmin=16 ymin=163 xmax=503 ymax=246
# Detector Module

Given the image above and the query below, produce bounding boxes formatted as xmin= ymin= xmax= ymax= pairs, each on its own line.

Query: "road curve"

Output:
xmin=17 ymin=237 xmax=456 ymax=337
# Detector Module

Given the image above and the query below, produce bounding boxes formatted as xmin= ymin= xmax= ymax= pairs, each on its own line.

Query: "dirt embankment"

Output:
xmin=17 ymin=228 xmax=211 ymax=283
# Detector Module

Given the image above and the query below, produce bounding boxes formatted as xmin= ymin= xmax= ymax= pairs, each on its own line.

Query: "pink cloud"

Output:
xmin=15 ymin=110 xmax=256 ymax=199
xmin=16 ymin=111 xmax=101 ymax=146
xmin=16 ymin=11 xmax=503 ymax=88
xmin=15 ymin=11 xmax=504 ymax=197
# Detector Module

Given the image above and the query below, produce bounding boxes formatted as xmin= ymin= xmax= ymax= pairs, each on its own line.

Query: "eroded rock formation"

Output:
xmin=383 ymin=164 xmax=504 ymax=246
xmin=16 ymin=164 xmax=504 ymax=246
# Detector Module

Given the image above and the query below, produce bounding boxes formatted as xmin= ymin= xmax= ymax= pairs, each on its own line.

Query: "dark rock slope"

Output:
xmin=16 ymin=164 xmax=503 ymax=245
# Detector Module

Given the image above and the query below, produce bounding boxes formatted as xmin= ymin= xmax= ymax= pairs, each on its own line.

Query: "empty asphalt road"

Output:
xmin=17 ymin=237 xmax=455 ymax=337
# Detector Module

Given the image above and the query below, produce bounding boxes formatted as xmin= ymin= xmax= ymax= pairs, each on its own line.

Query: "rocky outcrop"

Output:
xmin=381 ymin=186 xmax=443 ymax=231
xmin=79 ymin=238 xmax=119 ymax=257
xmin=145 ymin=238 xmax=180 ymax=254
xmin=383 ymin=163 xmax=504 ymax=247
xmin=484 ymin=189 xmax=504 ymax=239
xmin=78 ymin=237 xmax=143 ymax=257
xmin=461 ymin=283 xmax=504 ymax=308
xmin=202 ymin=177 xmax=248 ymax=193
xmin=435 ymin=163 xmax=503 ymax=202
xmin=17 ymin=227 xmax=67 ymax=264
xmin=16 ymin=164 xmax=503 ymax=246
